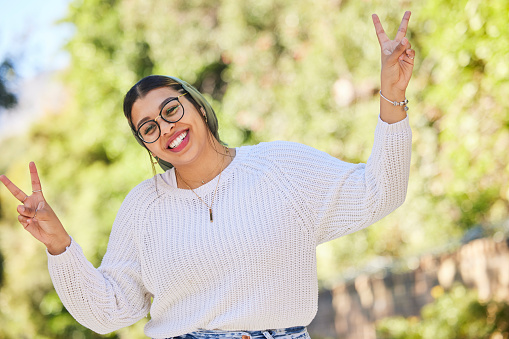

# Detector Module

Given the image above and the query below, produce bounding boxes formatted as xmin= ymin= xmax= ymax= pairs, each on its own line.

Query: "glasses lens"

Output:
xmin=161 ymin=99 xmax=184 ymax=123
xmin=139 ymin=121 xmax=160 ymax=143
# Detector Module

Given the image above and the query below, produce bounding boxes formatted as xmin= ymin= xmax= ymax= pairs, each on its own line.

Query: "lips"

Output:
xmin=166 ymin=129 xmax=189 ymax=152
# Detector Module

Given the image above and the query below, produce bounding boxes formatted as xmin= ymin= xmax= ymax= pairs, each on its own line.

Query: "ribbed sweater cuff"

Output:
xmin=376 ymin=114 xmax=410 ymax=134
xmin=46 ymin=236 xmax=81 ymax=265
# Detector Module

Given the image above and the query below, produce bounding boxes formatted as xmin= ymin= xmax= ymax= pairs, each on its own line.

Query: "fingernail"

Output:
xmin=21 ymin=206 xmax=25 ymax=212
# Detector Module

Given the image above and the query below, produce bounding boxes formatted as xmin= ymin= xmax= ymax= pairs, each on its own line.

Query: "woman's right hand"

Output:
xmin=0 ymin=162 xmax=71 ymax=255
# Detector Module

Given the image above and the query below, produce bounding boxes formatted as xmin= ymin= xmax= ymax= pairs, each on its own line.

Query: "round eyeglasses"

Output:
xmin=136 ymin=93 xmax=187 ymax=143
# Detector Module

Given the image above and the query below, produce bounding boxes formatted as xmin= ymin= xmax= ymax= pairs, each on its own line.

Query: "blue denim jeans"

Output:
xmin=167 ymin=326 xmax=310 ymax=339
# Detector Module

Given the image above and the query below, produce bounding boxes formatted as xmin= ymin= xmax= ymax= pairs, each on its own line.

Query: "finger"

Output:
xmin=388 ymin=37 xmax=410 ymax=63
xmin=399 ymin=48 xmax=416 ymax=62
xmin=0 ymin=175 xmax=28 ymax=203
xmin=18 ymin=214 xmax=30 ymax=228
xmin=32 ymin=201 xmax=45 ymax=220
xmin=395 ymin=11 xmax=411 ymax=41
xmin=29 ymin=162 xmax=43 ymax=194
xmin=17 ymin=205 xmax=34 ymax=218
xmin=25 ymin=217 xmax=44 ymax=234
xmin=25 ymin=217 xmax=39 ymax=230
xmin=372 ymin=14 xmax=390 ymax=45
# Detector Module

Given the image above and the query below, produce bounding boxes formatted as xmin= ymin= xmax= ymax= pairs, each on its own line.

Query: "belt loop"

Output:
xmin=262 ymin=331 xmax=275 ymax=339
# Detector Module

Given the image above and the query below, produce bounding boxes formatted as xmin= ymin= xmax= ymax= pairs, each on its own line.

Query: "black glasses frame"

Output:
xmin=136 ymin=93 xmax=187 ymax=144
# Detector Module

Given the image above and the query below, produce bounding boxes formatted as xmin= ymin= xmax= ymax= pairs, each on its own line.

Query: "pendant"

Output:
xmin=209 ymin=208 xmax=213 ymax=222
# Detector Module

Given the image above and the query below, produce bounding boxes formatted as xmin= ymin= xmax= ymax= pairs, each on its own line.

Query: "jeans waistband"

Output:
xmin=170 ymin=326 xmax=307 ymax=339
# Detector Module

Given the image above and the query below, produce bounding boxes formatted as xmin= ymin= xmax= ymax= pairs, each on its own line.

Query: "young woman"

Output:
xmin=0 ymin=12 xmax=414 ymax=339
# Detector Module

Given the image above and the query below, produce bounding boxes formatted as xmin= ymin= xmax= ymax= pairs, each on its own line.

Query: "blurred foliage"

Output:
xmin=376 ymin=284 xmax=509 ymax=339
xmin=0 ymin=0 xmax=508 ymax=337
xmin=0 ymin=59 xmax=17 ymax=109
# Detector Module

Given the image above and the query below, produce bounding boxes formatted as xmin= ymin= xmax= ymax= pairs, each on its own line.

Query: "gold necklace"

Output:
xmin=176 ymin=147 xmax=230 ymax=222
xmin=194 ymin=156 xmax=224 ymax=185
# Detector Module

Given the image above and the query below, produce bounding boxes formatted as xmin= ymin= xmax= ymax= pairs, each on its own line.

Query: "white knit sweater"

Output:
xmin=47 ymin=116 xmax=411 ymax=338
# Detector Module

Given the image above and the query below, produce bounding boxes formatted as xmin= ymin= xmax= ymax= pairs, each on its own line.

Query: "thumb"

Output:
xmin=387 ymin=37 xmax=410 ymax=62
xmin=33 ymin=201 xmax=46 ymax=221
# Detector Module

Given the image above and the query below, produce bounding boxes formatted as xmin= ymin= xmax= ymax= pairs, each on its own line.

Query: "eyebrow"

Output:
xmin=136 ymin=96 xmax=177 ymax=130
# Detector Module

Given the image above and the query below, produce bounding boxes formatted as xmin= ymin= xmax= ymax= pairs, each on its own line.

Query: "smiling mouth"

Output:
xmin=168 ymin=130 xmax=188 ymax=149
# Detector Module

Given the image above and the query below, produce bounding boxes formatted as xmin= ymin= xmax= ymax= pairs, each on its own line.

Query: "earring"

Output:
xmin=151 ymin=154 xmax=160 ymax=164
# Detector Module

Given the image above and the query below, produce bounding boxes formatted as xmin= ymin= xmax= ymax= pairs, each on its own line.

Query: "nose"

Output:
xmin=156 ymin=115 xmax=175 ymax=135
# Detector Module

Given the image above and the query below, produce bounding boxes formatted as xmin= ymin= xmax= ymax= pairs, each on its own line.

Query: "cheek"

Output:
xmin=144 ymin=142 xmax=161 ymax=155
xmin=195 ymin=121 xmax=212 ymax=145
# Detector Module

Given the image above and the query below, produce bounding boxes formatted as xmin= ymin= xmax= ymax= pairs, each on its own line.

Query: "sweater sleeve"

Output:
xmin=274 ymin=115 xmax=412 ymax=245
xmin=47 ymin=187 xmax=152 ymax=334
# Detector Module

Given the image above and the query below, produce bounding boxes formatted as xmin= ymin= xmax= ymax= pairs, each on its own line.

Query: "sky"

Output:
xmin=0 ymin=0 xmax=74 ymax=78
xmin=0 ymin=0 xmax=73 ymax=138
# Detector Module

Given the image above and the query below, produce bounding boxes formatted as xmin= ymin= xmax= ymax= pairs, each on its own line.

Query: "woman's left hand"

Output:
xmin=372 ymin=11 xmax=415 ymax=97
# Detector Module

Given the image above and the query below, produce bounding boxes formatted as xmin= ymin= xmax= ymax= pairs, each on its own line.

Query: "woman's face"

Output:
xmin=131 ymin=87 xmax=212 ymax=167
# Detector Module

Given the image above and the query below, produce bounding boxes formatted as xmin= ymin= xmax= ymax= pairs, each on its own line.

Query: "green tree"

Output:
xmin=1 ymin=0 xmax=509 ymax=337
xmin=377 ymin=285 xmax=509 ymax=339
xmin=0 ymin=59 xmax=17 ymax=109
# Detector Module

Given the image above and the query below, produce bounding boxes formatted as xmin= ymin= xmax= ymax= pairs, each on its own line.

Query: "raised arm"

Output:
xmin=372 ymin=11 xmax=415 ymax=123
xmin=1 ymin=162 xmax=151 ymax=333
xmin=0 ymin=162 xmax=71 ymax=254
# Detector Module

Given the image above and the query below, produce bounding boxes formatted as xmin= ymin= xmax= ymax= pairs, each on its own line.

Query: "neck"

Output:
xmin=175 ymin=142 xmax=234 ymax=189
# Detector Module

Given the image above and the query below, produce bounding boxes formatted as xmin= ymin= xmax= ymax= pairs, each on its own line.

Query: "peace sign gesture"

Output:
xmin=0 ymin=162 xmax=70 ymax=255
xmin=372 ymin=11 xmax=415 ymax=96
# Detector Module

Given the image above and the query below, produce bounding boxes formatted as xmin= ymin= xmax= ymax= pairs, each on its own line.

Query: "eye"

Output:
xmin=142 ymin=122 xmax=157 ymax=135
xmin=163 ymin=103 xmax=180 ymax=118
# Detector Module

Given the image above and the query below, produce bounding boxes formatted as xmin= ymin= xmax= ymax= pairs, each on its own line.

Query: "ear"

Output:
xmin=200 ymin=107 xmax=208 ymax=123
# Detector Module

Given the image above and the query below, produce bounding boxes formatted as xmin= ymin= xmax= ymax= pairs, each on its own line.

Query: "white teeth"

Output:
xmin=169 ymin=131 xmax=187 ymax=149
